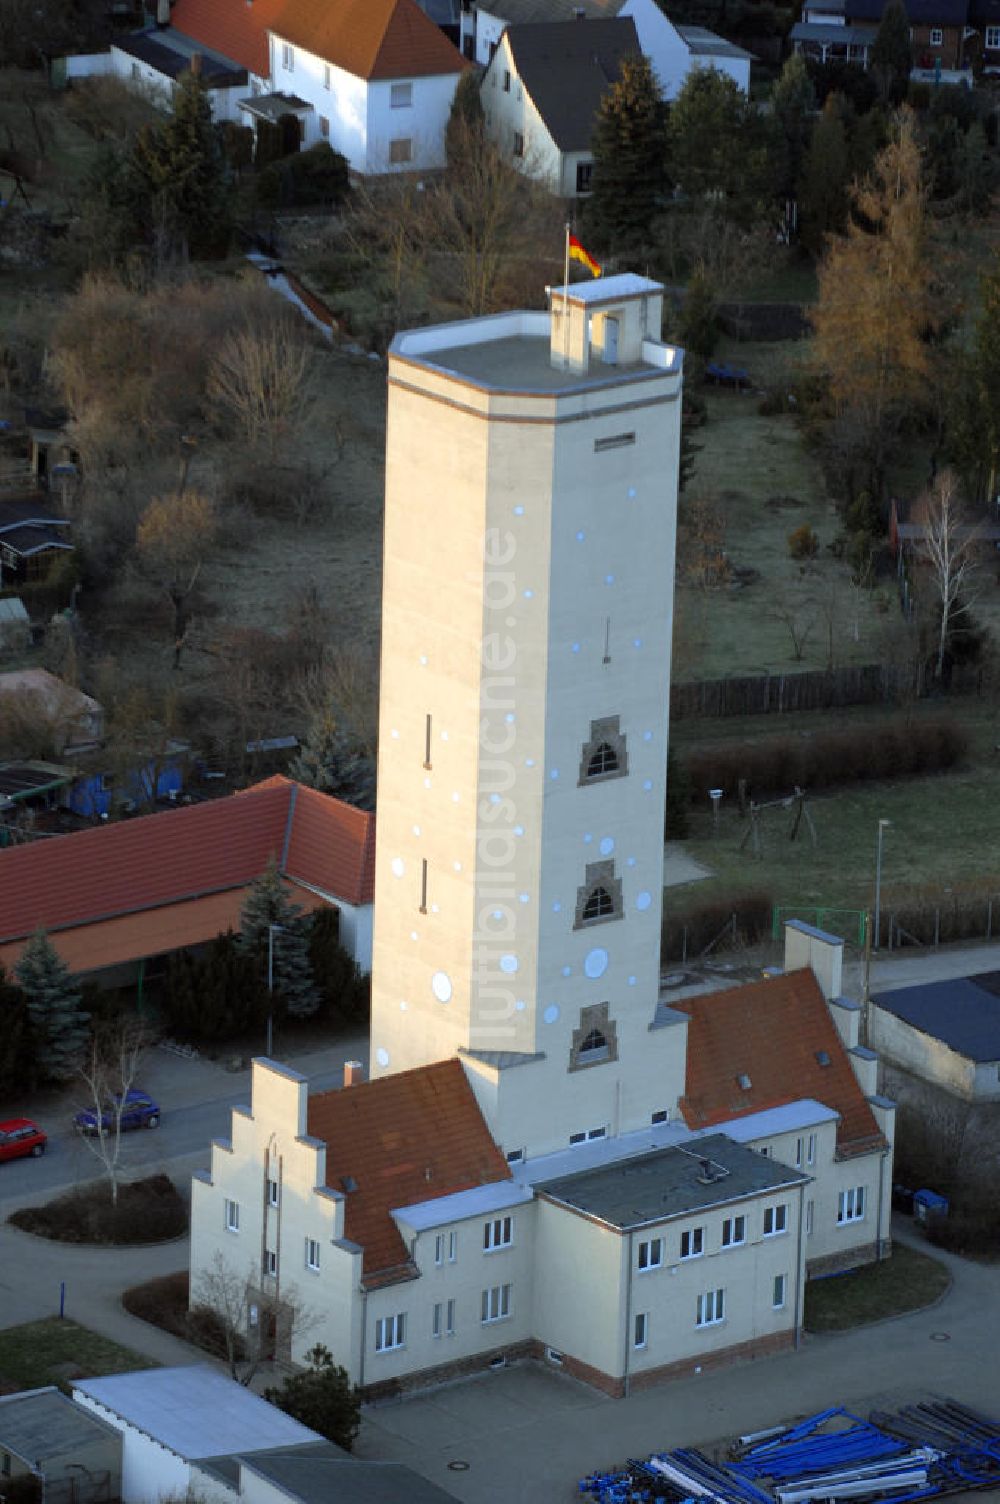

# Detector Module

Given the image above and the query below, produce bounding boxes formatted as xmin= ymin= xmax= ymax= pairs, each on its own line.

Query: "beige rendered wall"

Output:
xmin=533 ymin=1198 xmax=627 ymax=1376
xmin=189 ymin=1061 xmax=363 ymax=1376
xmin=868 ymin=1005 xmax=977 ymax=1100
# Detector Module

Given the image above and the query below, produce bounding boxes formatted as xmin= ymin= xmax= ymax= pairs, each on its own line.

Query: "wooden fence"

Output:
xmin=671 ymin=662 xmax=985 ymax=721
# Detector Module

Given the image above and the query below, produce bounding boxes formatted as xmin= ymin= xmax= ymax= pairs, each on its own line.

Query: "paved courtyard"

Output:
xmin=357 ymin=1227 xmax=998 ymax=1503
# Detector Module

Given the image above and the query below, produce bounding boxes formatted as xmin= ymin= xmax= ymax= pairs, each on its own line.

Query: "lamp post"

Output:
xmin=873 ymin=818 xmax=891 ymax=951
xmin=266 ymin=923 xmax=284 ymax=1057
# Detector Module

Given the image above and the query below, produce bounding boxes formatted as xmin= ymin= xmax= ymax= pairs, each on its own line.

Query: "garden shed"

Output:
xmin=0 ymin=1386 xmax=122 ymax=1504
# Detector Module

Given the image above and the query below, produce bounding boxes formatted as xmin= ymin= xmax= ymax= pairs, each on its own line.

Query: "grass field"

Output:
xmin=803 ymin=1244 xmax=951 ymax=1332
xmin=0 ymin=1318 xmax=153 ymax=1392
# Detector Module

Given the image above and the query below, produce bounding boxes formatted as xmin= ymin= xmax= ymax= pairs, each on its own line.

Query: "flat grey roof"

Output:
xmin=873 ymin=974 xmax=1000 ymax=1062
xmin=677 ymin=25 xmax=753 ymax=57
xmin=537 ymin=1132 xmax=807 ymax=1229
xmin=0 ymin=1388 xmax=118 ymax=1464
xmin=240 ymin=1451 xmax=462 ymax=1504
xmin=74 ymin=1366 xmax=319 ymax=1460
xmin=411 ymin=334 xmax=666 ymax=394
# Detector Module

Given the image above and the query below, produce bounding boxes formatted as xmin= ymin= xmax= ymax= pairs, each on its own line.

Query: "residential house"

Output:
xmin=465 ymin=0 xmax=751 ymax=98
xmin=0 ymin=493 xmax=73 ymax=589
xmin=0 ymin=774 xmax=375 ymax=986
xmin=792 ymin=0 xmax=982 ymax=70
xmin=870 ymin=972 xmax=1000 ymax=1101
xmin=66 ymin=744 xmax=187 ymax=819
xmin=109 ymin=29 xmax=250 ymax=117
xmin=969 ymin=0 xmax=1000 ymax=70
xmin=254 ymin=0 xmax=469 ymax=173
xmin=0 ymin=1388 xmax=122 ymax=1504
xmin=482 ymin=18 xmax=641 ymax=196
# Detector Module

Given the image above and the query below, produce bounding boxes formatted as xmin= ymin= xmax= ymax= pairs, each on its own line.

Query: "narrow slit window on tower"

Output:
xmin=424 ymin=713 xmax=432 ymax=769
xmin=419 ymin=858 xmax=428 ymax=914
xmin=579 ymin=716 xmax=627 ymax=785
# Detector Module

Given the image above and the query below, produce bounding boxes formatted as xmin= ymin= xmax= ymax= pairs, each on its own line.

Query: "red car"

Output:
xmin=0 ymin=1118 xmax=47 ymax=1162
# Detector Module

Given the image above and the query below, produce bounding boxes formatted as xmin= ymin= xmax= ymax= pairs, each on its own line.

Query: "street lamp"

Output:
xmin=873 ymin=819 xmax=891 ymax=951
xmin=266 ymin=923 xmax=285 ymax=1057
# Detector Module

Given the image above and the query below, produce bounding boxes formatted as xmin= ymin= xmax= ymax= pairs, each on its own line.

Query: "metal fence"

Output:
xmin=771 ymin=906 xmax=867 ymax=947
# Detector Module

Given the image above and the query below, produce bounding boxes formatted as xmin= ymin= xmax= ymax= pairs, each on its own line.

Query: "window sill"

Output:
xmin=375 ymin=1347 xmax=406 ymax=1357
xmin=483 ymin=1246 xmax=513 ymax=1255
xmin=637 ymin=1265 xmax=663 ymax=1275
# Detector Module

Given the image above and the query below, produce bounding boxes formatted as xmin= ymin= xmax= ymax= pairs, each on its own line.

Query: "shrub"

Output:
xmin=788 ymin=523 xmax=819 ymax=559
xmin=257 ymin=144 xmax=350 ymax=208
xmin=907 ymin=81 xmax=932 ymax=110
xmin=264 ymin=1344 xmax=361 ymax=1451
xmin=661 ymin=891 xmax=774 ymax=963
xmin=8 ymin=1175 xmax=187 ymax=1245
xmin=123 ymin=1270 xmax=245 ymax=1359
xmin=924 ymin=1200 xmax=1000 ymax=1256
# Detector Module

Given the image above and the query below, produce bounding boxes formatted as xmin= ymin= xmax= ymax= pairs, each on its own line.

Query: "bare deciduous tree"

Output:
xmin=770 ymin=593 xmax=818 ymax=662
xmin=914 ymin=470 xmax=982 ymax=679
xmin=75 ymin=1020 xmax=150 ymax=1207
xmin=191 ymin=1252 xmax=317 ymax=1384
xmin=208 ymin=318 xmax=312 ymax=457
xmin=135 ymin=490 xmax=219 ymax=661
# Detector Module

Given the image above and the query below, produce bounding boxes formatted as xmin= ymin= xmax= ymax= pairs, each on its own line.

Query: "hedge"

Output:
xmin=662 ymin=890 xmax=775 ymax=963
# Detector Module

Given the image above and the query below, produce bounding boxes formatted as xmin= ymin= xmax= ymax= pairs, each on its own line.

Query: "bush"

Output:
xmin=264 ymin=1344 xmax=360 ymax=1450
xmin=664 ymin=745 xmax=691 ymax=839
xmin=907 ymin=81 xmax=932 ymax=110
xmin=680 ymin=717 xmax=968 ymax=803
xmin=661 ymin=891 xmax=774 ymax=963
xmin=788 ymin=524 xmax=819 ymax=559
xmin=924 ymin=1199 xmax=1000 ymax=1255
xmin=9 ymin=1175 xmax=187 ymax=1245
xmin=123 ymin=1270 xmax=243 ymax=1359
xmin=257 ymin=143 xmax=350 ymax=209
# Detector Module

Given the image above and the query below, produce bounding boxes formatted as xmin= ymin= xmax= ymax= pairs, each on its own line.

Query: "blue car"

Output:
xmin=74 ymin=1090 xmax=160 ymax=1134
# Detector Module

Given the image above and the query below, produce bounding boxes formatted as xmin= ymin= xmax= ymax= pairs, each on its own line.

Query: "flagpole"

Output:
xmin=562 ymin=221 xmax=571 ymax=369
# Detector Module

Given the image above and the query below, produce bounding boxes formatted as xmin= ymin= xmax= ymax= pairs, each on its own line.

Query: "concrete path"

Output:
xmin=663 ymin=843 xmax=715 ymax=889
xmin=357 ymin=1222 xmax=999 ymax=1503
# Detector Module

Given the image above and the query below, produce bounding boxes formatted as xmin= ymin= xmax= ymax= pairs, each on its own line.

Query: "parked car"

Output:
xmin=0 ymin=1118 xmax=47 ymax=1161
xmin=74 ymin=1090 xmax=160 ymax=1134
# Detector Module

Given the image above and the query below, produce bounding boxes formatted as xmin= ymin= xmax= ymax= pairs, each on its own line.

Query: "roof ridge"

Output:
xmin=309 ymin=1056 xmax=463 ymax=1107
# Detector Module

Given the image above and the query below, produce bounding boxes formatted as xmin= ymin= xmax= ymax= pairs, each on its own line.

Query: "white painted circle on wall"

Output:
xmin=499 ymin=954 xmax=519 ymax=975
xmin=599 ymin=836 xmax=614 ymax=856
xmin=515 ymin=998 xmax=527 ymax=1012
xmin=514 ymin=504 xmax=525 ymax=515
xmin=432 ymin=971 xmax=453 ymax=1004
xmin=519 ymin=893 xmax=530 ymax=904
xmin=628 ymin=976 xmax=637 ymax=986
xmin=544 ymin=1004 xmax=560 ymax=1025
xmin=376 ymin=1047 xmax=390 ymax=1068
xmin=453 ymin=861 xmax=462 ymax=872
xmin=585 ymin=948 xmax=609 ymax=979
xmin=636 ymin=891 xmax=653 ymax=912
xmin=643 ymin=780 xmax=653 ymax=792
xmin=413 ymin=824 xmax=422 ymax=836
xmin=424 ymin=776 xmax=432 ymax=789
xmin=391 ymin=728 xmax=400 ymax=739
xmin=561 ymin=965 xmax=571 ymax=977
xmin=400 ymin=1000 xmax=408 ymax=1011
xmin=391 ymin=857 xmax=405 ymax=879
xmin=419 ymin=655 xmax=428 ymax=666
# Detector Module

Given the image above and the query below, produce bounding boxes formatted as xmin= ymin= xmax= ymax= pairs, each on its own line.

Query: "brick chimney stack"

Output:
xmin=343 ymin=1060 xmax=365 ymax=1088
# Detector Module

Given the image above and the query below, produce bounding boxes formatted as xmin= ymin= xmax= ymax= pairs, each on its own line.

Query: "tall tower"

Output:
xmin=370 ymin=276 xmax=686 ymax=1157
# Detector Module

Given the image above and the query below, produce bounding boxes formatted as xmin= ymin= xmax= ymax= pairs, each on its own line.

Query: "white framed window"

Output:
xmin=323 ymin=62 xmax=331 ymax=89
xmin=389 ymin=138 xmax=412 ymax=165
xmin=806 ymin=1199 xmax=814 ymax=1236
xmin=987 ymin=25 xmax=1000 ymax=47
xmin=319 ymin=116 xmax=329 ymax=139
xmin=838 ymin=1186 xmax=866 ymax=1224
xmin=481 ymin=1283 xmax=511 ymax=1323
xmin=773 ymin=1273 xmax=787 ymax=1309
xmin=680 ymin=1226 xmax=704 ymax=1260
xmin=432 ymin=1302 xmax=442 ymax=1338
xmin=569 ymin=1126 xmax=606 ymax=1146
xmin=930 ymin=26 xmax=943 ymax=43
xmin=638 ymin=1237 xmax=663 ymax=1271
xmin=795 ymin=1137 xmax=803 ymax=1167
xmin=758 ymin=1145 xmax=771 ymax=1157
xmin=267 ymin=1178 xmax=278 ymax=1208
xmin=305 ymin=1237 xmax=321 ymax=1272
xmin=391 ymin=81 xmax=413 ymax=109
xmin=807 ymin=1132 xmax=816 ymax=1166
xmin=449 ymin=1231 xmax=457 ymax=1262
xmin=651 ymin=1109 xmax=669 ymax=1125
xmin=513 ymin=131 xmax=524 ymax=157
xmin=224 ymin=1199 xmax=239 ymax=1233
xmin=282 ymin=42 xmax=294 ymax=71
xmin=264 ymin=1249 xmax=277 ymax=1277
xmin=696 ymin=1288 xmax=725 ymax=1326
xmin=506 ymin=1148 xmax=525 ymax=1164
xmin=503 ymin=69 xmax=511 ymax=91
xmin=721 ymin=1215 xmax=746 ymax=1248
xmin=763 ymin=1204 xmax=788 ymax=1237
xmin=434 ymin=1233 xmax=445 ymax=1266
xmin=446 ymin=1298 xmax=455 ymax=1334
xmin=634 ymin=1311 xmax=648 ymax=1349
xmin=375 ymin=1313 xmax=406 ymax=1351
xmin=484 ymin=1216 xmax=513 ymax=1252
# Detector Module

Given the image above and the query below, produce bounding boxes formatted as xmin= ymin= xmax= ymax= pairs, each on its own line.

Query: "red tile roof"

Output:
xmin=307 ymin=1059 xmax=510 ymax=1284
xmin=273 ymin=0 xmax=467 ymax=80
xmin=168 ymin=0 xmax=286 ymax=78
xmin=674 ymin=970 xmax=885 ymax=1156
xmin=0 ymin=777 xmax=374 ymax=950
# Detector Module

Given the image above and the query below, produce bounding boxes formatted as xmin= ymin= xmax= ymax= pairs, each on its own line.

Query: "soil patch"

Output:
xmin=8 ymin=1174 xmax=188 ymax=1245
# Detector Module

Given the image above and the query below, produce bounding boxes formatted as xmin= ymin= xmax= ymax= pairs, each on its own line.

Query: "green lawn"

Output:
xmin=804 ymin=1244 xmax=951 ymax=1332
xmin=0 ymin=1319 xmax=154 ymax=1393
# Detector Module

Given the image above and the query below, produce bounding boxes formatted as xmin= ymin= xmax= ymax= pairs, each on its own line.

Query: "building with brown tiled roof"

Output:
xmin=0 ymin=776 xmax=374 ymax=981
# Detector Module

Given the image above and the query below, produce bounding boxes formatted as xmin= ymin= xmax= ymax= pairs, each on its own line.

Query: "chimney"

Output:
xmin=156 ymin=0 xmax=170 ymax=25
xmin=190 ymin=51 xmax=203 ymax=76
xmin=783 ymin=919 xmax=842 ymax=1000
xmin=343 ymin=1060 xmax=365 ymax=1088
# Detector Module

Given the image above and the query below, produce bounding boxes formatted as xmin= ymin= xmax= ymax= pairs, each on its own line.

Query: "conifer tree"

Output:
xmin=871 ymin=0 xmax=912 ymax=107
xmin=238 ymin=862 xmax=320 ymax=1019
xmin=0 ymin=967 xmax=35 ymax=1099
xmin=131 ymin=64 xmax=231 ymax=260
xmin=799 ymin=97 xmax=852 ymax=253
xmin=771 ymin=54 xmax=817 ymax=205
xmin=14 ymin=930 xmax=90 ymax=1082
xmin=585 ymin=54 xmax=669 ymax=254
xmin=446 ymin=68 xmax=486 ymax=167
xmin=289 ymin=709 xmax=375 ymax=809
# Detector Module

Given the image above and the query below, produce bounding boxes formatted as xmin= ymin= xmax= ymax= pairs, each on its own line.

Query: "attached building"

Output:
xmin=0 ymin=1388 xmax=122 ymax=1504
xmin=871 ymin=972 xmax=1000 ymax=1102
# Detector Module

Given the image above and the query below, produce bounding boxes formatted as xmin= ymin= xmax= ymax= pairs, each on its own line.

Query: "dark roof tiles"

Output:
xmin=504 ymin=17 xmax=641 ymax=151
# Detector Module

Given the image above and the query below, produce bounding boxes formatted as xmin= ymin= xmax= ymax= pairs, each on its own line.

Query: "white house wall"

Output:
xmin=70 ymin=1398 xmax=190 ymax=1504
xmin=108 ymin=47 xmax=243 ymax=119
xmin=619 ymin=0 xmax=749 ymax=99
xmin=483 ymin=38 xmax=564 ymax=194
xmin=367 ymin=73 xmax=459 ymax=173
xmin=868 ymin=1004 xmax=979 ymax=1100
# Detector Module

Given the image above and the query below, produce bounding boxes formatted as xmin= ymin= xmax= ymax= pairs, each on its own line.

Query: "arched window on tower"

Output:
xmin=579 ymin=715 xmax=627 ymax=785
xmin=582 ymin=886 xmax=615 ymax=922
xmin=586 ymin=742 xmax=618 ymax=778
xmin=575 ymin=861 xmax=623 ymax=929
xmin=569 ymin=1003 xmax=618 ymax=1072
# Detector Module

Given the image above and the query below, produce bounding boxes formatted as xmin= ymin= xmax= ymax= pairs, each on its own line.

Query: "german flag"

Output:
xmin=568 ymin=234 xmax=602 ymax=278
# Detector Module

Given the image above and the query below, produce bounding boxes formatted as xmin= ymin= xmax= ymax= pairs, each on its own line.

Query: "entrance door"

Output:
xmin=603 ymin=316 xmax=619 ymax=365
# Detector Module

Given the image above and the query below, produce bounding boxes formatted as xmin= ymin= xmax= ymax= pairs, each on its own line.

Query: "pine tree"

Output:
xmin=771 ymin=54 xmax=817 ymax=206
xmin=264 ymin=1345 xmax=360 ymax=1451
xmin=799 ymin=97 xmax=851 ymax=254
xmin=131 ymin=65 xmax=231 ymax=260
xmin=238 ymin=862 xmax=320 ymax=1019
xmin=585 ymin=55 xmax=670 ymax=255
xmin=14 ymin=930 xmax=90 ymax=1083
xmin=668 ymin=69 xmax=771 ymax=218
xmin=678 ymin=267 xmax=718 ymax=359
xmin=871 ymin=0 xmax=912 ymax=107
xmin=446 ymin=68 xmax=485 ymax=167
xmin=309 ymin=909 xmax=367 ymax=1023
xmin=0 ymin=967 xmax=35 ymax=1100
xmin=289 ymin=709 xmax=375 ymax=810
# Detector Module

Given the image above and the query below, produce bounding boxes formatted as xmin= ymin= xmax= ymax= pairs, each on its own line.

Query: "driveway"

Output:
xmin=356 ymin=1224 xmax=1000 ymax=1504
